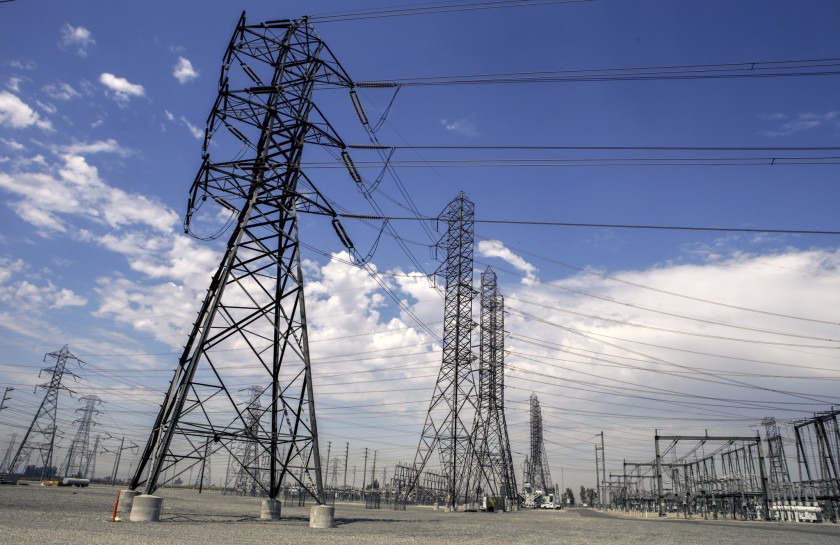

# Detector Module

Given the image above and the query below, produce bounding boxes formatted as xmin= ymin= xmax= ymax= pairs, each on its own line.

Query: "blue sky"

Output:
xmin=1 ymin=0 xmax=839 ymax=495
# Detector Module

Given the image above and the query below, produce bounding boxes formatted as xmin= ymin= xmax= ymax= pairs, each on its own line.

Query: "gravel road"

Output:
xmin=1 ymin=484 xmax=838 ymax=545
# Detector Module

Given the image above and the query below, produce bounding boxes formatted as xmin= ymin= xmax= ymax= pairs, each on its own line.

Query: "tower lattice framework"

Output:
xmin=8 ymin=345 xmax=81 ymax=480
xmin=762 ymin=417 xmax=791 ymax=485
xmin=62 ymin=395 xmax=102 ymax=478
xmin=0 ymin=433 xmax=18 ymax=474
xmin=464 ymin=267 xmax=517 ymax=506
xmin=525 ymin=393 xmax=552 ymax=493
xmin=403 ymin=193 xmax=478 ymax=509
xmin=230 ymin=386 xmax=265 ymax=496
xmin=131 ymin=13 xmax=358 ymax=502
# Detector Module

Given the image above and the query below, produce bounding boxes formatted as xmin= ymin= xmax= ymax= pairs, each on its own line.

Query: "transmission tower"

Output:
xmin=525 ymin=393 xmax=552 ymax=493
xmin=403 ymin=193 xmax=478 ymax=510
xmin=62 ymin=395 xmax=101 ymax=479
xmin=762 ymin=417 xmax=791 ymax=485
xmin=131 ymin=13 xmax=359 ymax=503
xmin=86 ymin=434 xmax=101 ymax=480
xmin=8 ymin=345 xmax=81 ymax=480
xmin=230 ymin=386 xmax=264 ymax=496
xmin=1 ymin=433 xmax=18 ymax=473
xmin=194 ymin=439 xmax=212 ymax=491
xmin=464 ymin=267 xmax=517 ymax=507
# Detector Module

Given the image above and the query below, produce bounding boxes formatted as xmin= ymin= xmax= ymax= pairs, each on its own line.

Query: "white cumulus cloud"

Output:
xmin=0 ymin=91 xmax=53 ymax=130
xmin=173 ymin=57 xmax=198 ymax=83
xmin=477 ymin=239 xmax=538 ymax=283
xmin=60 ymin=24 xmax=95 ymax=57
xmin=43 ymin=81 xmax=82 ymax=101
xmin=99 ymin=73 xmax=145 ymax=103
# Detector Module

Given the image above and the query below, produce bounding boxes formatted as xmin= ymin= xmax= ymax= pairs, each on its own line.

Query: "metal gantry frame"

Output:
xmin=131 ymin=13 xmax=360 ymax=503
xmin=654 ymin=432 xmax=771 ymax=520
xmin=402 ymin=193 xmax=478 ymax=510
xmin=793 ymin=409 xmax=840 ymax=520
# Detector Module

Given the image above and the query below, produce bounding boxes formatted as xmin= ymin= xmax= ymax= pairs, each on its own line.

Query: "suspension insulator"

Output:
xmin=341 ymin=150 xmax=363 ymax=184
xmin=332 ymin=218 xmax=354 ymax=250
xmin=349 ymin=90 xmax=369 ymax=126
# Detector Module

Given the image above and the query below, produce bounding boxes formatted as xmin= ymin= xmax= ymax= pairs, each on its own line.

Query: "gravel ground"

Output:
xmin=1 ymin=484 xmax=839 ymax=545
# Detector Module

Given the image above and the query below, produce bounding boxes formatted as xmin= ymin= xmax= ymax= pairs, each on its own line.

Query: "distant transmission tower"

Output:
xmin=62 ymin=395 xmax=101 ymax=478
xmin=131 ymin=13 xmax=360 ymax=503
xmin=525 ymin=393 xmax=552 ymax=493
xmin=194 ymin=439 xmax=212 ymax=491
xmin=404 ymin=193 xmax=478 ymax=510
xmin=464 ymin=267 xmax=517 ymax=507
xmin=0 ymin=433 xmax=18 ymax=473
xmin=231 ymin=386 xmax=264 ymax=496
xmin=8 ymin=345 xmax=82 ymax=481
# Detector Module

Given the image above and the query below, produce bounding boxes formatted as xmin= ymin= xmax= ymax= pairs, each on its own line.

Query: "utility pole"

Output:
xmin=325 ymin=441 xmax=332 ymax=489
xmin=8 ymin=345 xmax=82 ymax=481
xmin=344 ymin=442 xmax=349 ymax=490
xmin=0 ymin=387 xmax=13 ymax=411
xmin=371 ymin=450 xmax=377 ymax=489
xmin=362 ymin=448 xmax=368 ymax=496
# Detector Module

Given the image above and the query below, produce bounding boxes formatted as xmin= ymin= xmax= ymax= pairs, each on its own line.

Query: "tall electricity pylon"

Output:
xmin=404 ymin=193 xmax=478 ymax=510
xmin=194 ymin=439 xmax=212 ymax=491
xmin=231 ymin=386 xmax=265 ymax=496
xmin=464 ymin=267 xmax=517 ymax=507
xmin=8 ymin=345 xmax=81 ymax=480
xmin=131 ymin=13 xmax=359 ymax=503
xmin=0 ymin=433 xmax=18 ymax=473
xmin=525 ymin=393 xmax=552 ymax=493
xmin=62 ymin=395 xmax=101 ymax=478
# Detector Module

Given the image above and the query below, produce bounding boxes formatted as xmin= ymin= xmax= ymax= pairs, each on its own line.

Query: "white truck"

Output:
xmin=541 ymin=492 xmax=561 ymax=509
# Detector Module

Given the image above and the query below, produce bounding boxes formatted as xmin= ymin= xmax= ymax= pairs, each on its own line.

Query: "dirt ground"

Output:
xmin=1 ymin=484 xmax=839 ymax=545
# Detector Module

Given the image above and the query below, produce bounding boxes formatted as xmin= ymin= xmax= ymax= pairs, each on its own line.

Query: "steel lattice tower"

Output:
xmin=8 ymin=345 xmax=81 ymax=480
xmin=0 ymin=433 xmax=18 ymax=473
xmin=404 ymin=193 xmax=478 ymax=510
xmin=194 ymin=439 xmax=212 ymax=491
xmin=131 ymin=13 xmax=358 ymax=502
xmin=525 ymin=393 xmax=552 ymax=493
xmin=231 ymin=386 xmax=264 ymax=496
xmin=465 ymin=267 xmax=517 ymax=506
xmin=762 ymin=417 xmax=791 ymax=484
xmin=61 ymin=395 xmax=101 ymax=478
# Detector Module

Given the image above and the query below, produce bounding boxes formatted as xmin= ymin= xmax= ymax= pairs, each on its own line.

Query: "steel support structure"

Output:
xmin=402 ymin=193 xmax=478 ymax=510
xmin=463 ymin=267 xmax=517 ymax=508
xmin=61 ymin=395 xmax=101 ymax=479
xmin=654 ymin=433 xmax=771 ymax=520
xmin=131 ymin=13 xmax=358 ymax=503
xmin=525 ymin=393 xmax=553 ymax=494
xmin=8 ymin=345 xmax=81 ymax=481
xmin=0 ymin=433 xmax=18 ymax=474
xmin=793 ymin=409 xmax=840 ymax=520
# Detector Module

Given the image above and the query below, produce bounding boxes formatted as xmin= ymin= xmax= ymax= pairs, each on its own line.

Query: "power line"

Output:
xmin=329 ymin=212 xmax=840 ymax=236
xmin=348 ymin=144 xmax=840 ymax=152
xmin=310 ymin=0 xmax=591 ymax=23
xmin=355 ymin=57 xmax=840 ymax=86
xmin=307 ymin=156 xmax=840 ymax=167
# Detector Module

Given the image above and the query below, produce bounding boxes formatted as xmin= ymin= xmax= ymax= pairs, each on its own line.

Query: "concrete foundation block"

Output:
xmin=117 ymin=489 xmax=140 ymax=513
xmin=261 ymin=499 xmax=281 ymax=520
xmin=129 ymin=494 xmax=163 ymax=522
xmin=309 ymin=505 xmax=335 ymax=528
